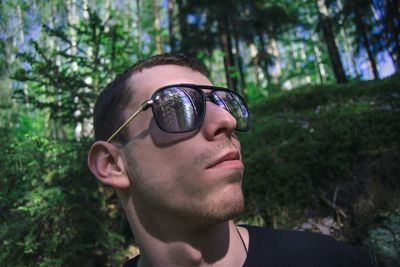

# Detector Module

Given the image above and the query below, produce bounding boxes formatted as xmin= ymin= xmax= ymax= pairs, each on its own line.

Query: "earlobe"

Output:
xmin=87 ymin=141 xmax=131 ymax=188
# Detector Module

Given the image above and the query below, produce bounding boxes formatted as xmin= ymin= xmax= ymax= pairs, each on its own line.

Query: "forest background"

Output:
xmin=0 ymin=0 xmax=399 ymax=266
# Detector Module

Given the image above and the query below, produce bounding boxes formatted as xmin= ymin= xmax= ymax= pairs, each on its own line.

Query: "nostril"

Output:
xmin=214 ymin=127 xmax=229 ymax=136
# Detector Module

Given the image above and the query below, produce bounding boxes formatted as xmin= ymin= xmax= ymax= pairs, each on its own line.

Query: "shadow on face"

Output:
xmin=131 ymin=117 xmax=201 ymax=148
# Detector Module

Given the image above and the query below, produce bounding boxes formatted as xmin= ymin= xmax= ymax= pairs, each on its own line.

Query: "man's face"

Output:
xmin=120 ymin=65 xmax=245 ymax=227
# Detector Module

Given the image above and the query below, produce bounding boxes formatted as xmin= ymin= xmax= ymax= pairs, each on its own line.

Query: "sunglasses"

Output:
xmin=107 ymin=83 xmax=251 ymax=142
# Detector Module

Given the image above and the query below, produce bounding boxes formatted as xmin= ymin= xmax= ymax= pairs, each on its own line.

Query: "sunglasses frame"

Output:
xmin=106 ymin=83 xmax=251 ymax=142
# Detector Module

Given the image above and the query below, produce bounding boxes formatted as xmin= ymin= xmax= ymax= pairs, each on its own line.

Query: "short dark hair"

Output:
xmin=93 ymin=54 xmax=210 ymax=142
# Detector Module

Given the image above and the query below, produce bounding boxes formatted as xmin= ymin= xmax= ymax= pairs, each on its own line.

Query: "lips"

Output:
xmin=206 ymin=151 xmax=242 ymax=169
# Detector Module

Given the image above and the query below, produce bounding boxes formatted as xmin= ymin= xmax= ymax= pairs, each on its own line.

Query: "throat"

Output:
xmin=136 ymin=222 xmax=248 ymax=267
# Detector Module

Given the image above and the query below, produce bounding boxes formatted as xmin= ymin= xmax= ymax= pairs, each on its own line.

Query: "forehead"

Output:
xmin=128 ymin=65 xmax=212 ymax=101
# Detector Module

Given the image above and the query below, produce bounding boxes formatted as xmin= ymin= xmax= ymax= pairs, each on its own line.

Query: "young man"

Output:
xmin=88 ymin=54 xmax=374 ymax=267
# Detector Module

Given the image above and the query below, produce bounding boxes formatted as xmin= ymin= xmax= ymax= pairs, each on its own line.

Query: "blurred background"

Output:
xmin=0 ymin=0 xmax=399 ymax=266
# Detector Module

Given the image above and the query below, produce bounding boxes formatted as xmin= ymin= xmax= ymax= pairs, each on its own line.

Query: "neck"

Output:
xmin=137 ymin=221 xmax=246 ymax=267
xmin=118 ymin=190 xmax=248 ymax=267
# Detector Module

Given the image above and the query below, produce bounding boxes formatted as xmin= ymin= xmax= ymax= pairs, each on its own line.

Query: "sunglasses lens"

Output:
xmin=211 ymin=91 xmax=250 ymax=131
xmin=153 ymin=87 xmax=204 ymax=132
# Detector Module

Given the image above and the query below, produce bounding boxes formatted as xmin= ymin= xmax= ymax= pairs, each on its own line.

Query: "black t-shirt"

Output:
xmin=123 ymin=225 xmax=375 ymax=267
xmin=241 ymin=225 xmax=374 ymax=267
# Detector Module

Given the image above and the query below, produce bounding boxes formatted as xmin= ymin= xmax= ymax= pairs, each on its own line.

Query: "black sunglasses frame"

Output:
xmin=106 ymin=83 xmax=251 ymax=142
xmin=149 ymin=83 xmax=251 ymax=133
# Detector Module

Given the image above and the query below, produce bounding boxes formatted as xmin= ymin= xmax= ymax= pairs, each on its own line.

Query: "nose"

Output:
xmin=201 ymin=101 xmax=237 ymax=140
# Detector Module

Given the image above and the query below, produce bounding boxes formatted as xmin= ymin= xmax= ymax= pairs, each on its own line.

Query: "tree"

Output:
xmin=340 ymin=0 xmax=380 ymax=79
xmin=13 ymin=8 xmax=138 ymax=139
xmin=153 ymin=0 xmax=163 ymax=53
xmin=1 ymin=6 xmax=141 ymax=265
xmin=316 ymin=0 xmax=348 ymax=83
xmin=373 ymin=0 xmax=400 ymax=71
xmin=168 ymin=0 xmax=177 ymax=52
xmin=174 ymin=1 xmax=239 ymax=91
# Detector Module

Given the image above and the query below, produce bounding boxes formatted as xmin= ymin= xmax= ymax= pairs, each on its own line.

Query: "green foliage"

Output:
xmin=240 ymin=74 xmax=400 ymax=238
xmin=0 ymin=130 xmax=125 ymax=266
xmin=1 ymin=6 xmax=161 ymax=265
xmin=1 ymin=2 xmax=399 ymax=266
xmin=12 ymin=7 xmax=139 ymax=129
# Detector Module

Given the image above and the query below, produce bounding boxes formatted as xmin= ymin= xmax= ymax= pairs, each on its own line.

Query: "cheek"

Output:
xmin=131 ymin=159 xmax=203 ymax=212
xmin=127 ymin=141 xmax=202 ymax=191
xmin=142 ymin=153 xmax=208 ymax=199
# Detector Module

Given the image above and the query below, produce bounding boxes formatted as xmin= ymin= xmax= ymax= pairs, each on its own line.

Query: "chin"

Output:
xmin=216 ymin=199 xmax=244 ymax=223
xmin=209 ymin=174 xmax=245 ymax=222
xmin=194 ymin=187 xmax=245 ymax=226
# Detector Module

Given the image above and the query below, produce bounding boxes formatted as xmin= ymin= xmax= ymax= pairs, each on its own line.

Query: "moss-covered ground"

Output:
xmin=239 ymin=74 xmax=400 ymax=266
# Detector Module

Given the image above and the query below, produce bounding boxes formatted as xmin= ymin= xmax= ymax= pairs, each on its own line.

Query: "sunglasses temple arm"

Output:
xmin=106 ymin=100 xmax=153 ymax=142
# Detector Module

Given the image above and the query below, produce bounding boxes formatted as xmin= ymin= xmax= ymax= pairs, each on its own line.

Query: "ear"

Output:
xmin=87 ymin=141 xmax=131 ymax=188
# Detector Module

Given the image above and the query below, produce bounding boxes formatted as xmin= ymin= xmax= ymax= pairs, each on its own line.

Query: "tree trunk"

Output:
xmin=313 ymin=42 xmax=323 ymax=83
xmin=317 ymin=0 xmax=348 ymax=83
xmin=153 ymin=0 xmax=162 ymax=53
xmin=177 ymin=0 xmax=189 ymax=53
xmin=67 ymin=0 xmax=78 ymax=55
xmin=249 ymin=43 xmax=262 ymax=89
xmin=233 ymin=24 xmax=245 ymax=94
xmin=354 ymin=8 xmax=379 ymax=79
xmin=385 ymin=0 xmax=400 ymax=68
xmin=257 ymin=31 xmax=272 ymax=85
xmin=168 ymin=0 xmax=176 ymax=52
xmin=306 ymin=11 xmax=326 ymax=83
xmin=336 ymin=0 xmax=360 ymax=78
xmin=218 ymin=14 xmax=238 ymax=92
xmin=270 ymin=37 xmax=282 ymax=84
xmin=136 ymin=0 xmax=143 ymax=58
